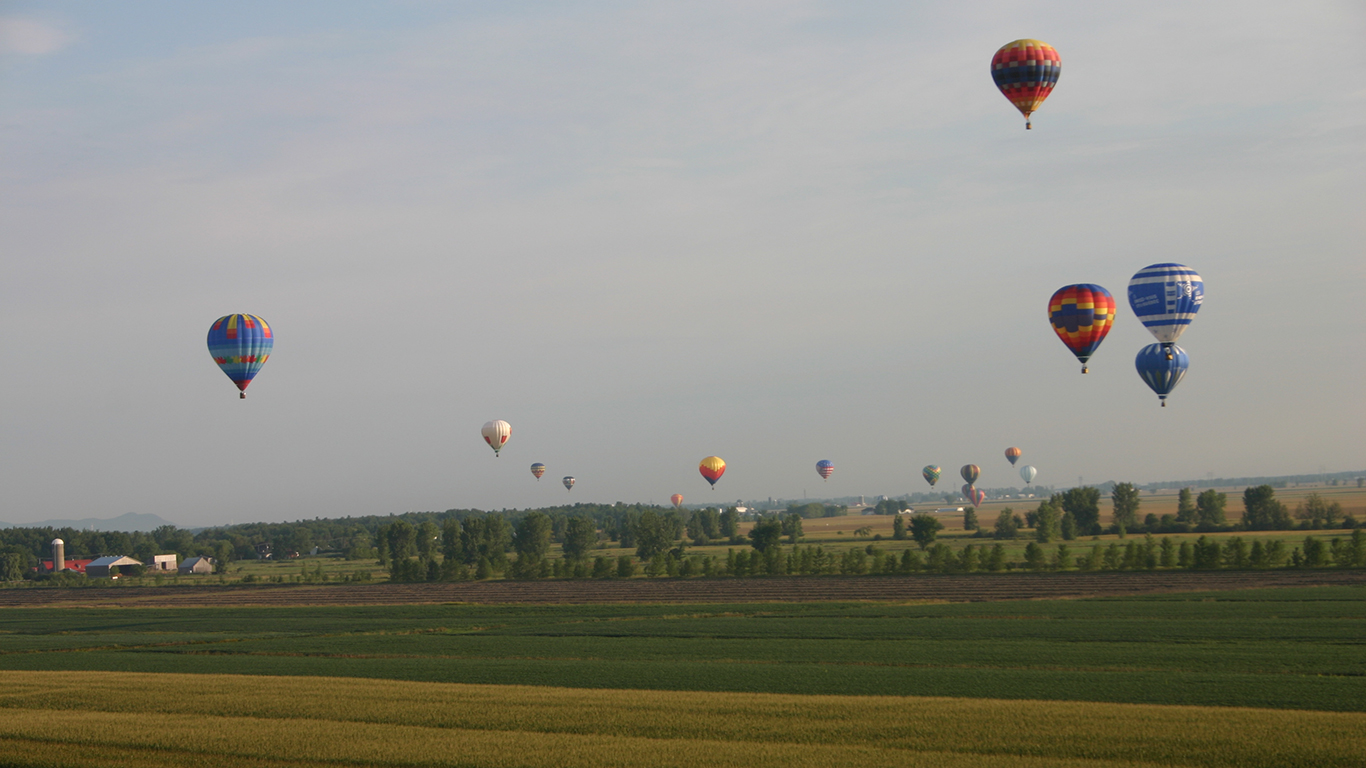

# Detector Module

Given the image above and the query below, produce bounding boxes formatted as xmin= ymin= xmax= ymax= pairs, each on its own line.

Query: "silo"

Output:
xmin=51 ymin=539 xmax=65 ymax=572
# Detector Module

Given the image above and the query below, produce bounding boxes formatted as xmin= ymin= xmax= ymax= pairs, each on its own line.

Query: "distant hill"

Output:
xmin=0 ymin=512 xmax=179 ymax=532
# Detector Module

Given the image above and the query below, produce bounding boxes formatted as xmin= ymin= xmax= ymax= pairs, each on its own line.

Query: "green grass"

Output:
xmin=1 ymin=585 xmax=1363 ymax=710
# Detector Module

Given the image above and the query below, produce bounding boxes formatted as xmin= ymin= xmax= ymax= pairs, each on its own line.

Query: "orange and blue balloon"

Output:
xmin=991 ymin=39 xmax=1060 ymax=129
xmin=1136 ymin=343 xmax=1188 ymax=407
xmin=207 ymin=314 xmax=272 ymax=399
xmin=1005 ymin=447 xmax=1022 ymax=466
xmin=1049 ymin=284 xmax=1116 ymax=373
xmin=699 ymin=456 xmax=726 ymax=487
xmin=816 ymin=460 xmax=834 ymax=481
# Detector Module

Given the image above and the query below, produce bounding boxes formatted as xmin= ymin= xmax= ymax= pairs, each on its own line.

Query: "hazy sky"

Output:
xmin=2 ymin=1 xmax=1363 ymax=527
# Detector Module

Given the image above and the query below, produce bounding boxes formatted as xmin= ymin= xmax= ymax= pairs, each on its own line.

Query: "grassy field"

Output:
xmin=2 ymin=586 xmax=1363 ymax=711
xmin=1 ymin=670 xmax=1363 ymax=768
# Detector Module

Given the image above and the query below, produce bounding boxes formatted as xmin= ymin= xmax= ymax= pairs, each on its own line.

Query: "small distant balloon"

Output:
xmin=962 ymin=484 xmax=985 ymax=508
xmin=816 ymin=460 xmax=834 ymax=481
xmin=922 ymin=466 xmax=941 ymax=487
xmin=990 ymin=39 xmax=1060 ymax=129
xmin=1128 ymin=263 xmax=1203 ymax=352
xmin=1005 ymin=447 xmax=1022 ymax=466
xmin=671 ymin=494 xmax=684 ymax=509
xmin=1019 ymin=465 xmax=1038 ymax=485
xmin=481 ymin=420 xmax=511 ymax=457
xmin=207 ymin=314 xmax=273 ymax=399
xmin=1136 ymin=343 xmax=1189 ymax=407
xmin=530 ymin=463 xmax=546 ymax=480
xmin=1049 ymin=284 xmax=1116 ymax=373
xmin=961 ymin=464 xmax=980 ymax=485
xmin=562 ymin=476 xmax=575 ymax=491
xmin=699 ymin=456 xmax=726 ymax=487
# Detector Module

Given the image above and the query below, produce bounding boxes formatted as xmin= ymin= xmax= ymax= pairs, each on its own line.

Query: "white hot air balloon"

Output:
xmin=1019 ymin=465 xmax=1038 ymax=485
xmin=481 ymin=420 xmax=511 ymax=457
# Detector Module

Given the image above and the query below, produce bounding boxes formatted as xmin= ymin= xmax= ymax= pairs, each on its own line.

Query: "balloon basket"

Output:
xmin=239 ymin=393 xmax=246 ymax=399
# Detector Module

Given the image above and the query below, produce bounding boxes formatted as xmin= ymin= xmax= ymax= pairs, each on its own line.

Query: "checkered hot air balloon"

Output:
xmin=481 ymin=420 xmax=511 ymax=456
xmin=207 ymin=314 xmax=273 ymax=399
xmin=816 ymin=460 xmax=834 ymax=481
xmin=530 ymin=463 xmax=546 ymax=480
xmin=1128 ymin=263 xmax=1203 ymax=355
xmin=922 ymin=466 xmax=941 ymax=487
xmin=1049 ymin=284 xmax=1116 ymax=373
xmin=991 ymin=39 xmax=1060 ymax=129
xmin=1136 ymin=343 xmax=1189 ymax=407
xmin=699 ymin=456 xmax=726 ymax=487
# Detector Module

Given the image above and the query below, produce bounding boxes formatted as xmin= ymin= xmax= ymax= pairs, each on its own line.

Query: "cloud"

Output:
xmin=0 ymin=17 xmax=73 ymax=55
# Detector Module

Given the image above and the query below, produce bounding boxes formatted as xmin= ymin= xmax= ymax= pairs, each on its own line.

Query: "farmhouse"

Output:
xmin=178 ymin=556 xmax=214 ymax=575
xmin=149 ymin=554 xmax=177 ymax=571
xmin=40 ymin=559 xmax=93 ymax=574
xmin=85 ymin=555 xmax=143 ymax=578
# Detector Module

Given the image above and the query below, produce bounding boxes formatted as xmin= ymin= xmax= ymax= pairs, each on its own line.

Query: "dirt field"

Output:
xmin=1 ymin=569 xmax=1361 ymax=608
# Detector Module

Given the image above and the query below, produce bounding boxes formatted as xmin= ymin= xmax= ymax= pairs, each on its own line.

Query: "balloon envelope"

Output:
xmin=961 ymin=464 xmax=980 ymax=485
xmin=530 ymin=463 xmax=546 ymax=480
xmin=670 ymin=494 xmax=683 ymax=509
xmin=699 ymin=456 xmax=726 ymax=487
xmin=207 ymin=314 xmax=273 ymax=398
xmin=562 ymin=476 xmax=575 ymax=491
xmin=1049 ymin=284 xmax=1116 ymax=373
xmin=1005 ymin=447 xmax=1022 ymax=466
xmin=1020 ymin=465 xmax=1037 ymax=484
xmin=816 ymin=460 xmax=834 ymax=481
xmin=922 ymin=466 xmax=941 ymax=487
xmin=962 ymin=484 xmax=985 ymax=508
xmin=991 ymin=39 xmax=1060 ymax=128
xmin=481 ymin=420 xmax=511 ymax=456
xmin=1128 ymin=263 xmax=1203 ymax=345
xmin=1136 ymin=343 xmax=1189 ymax=406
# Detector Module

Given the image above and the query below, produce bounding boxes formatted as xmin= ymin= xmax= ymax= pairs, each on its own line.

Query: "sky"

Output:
xmin=1 ymin=1 xmax=1363 ymax=528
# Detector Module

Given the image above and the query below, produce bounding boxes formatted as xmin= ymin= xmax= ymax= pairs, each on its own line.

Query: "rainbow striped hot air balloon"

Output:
xmin=481 ymin=420 xmax=511 ymax=456
xmin=922 ymin=466 xmax=941 ymax=487
xmin=961 ymin=464 xmax=980 ymax=485
xmin=1049 ymin=284 xmax=1116 ymax=373
xmin=207 ymin=314 xmax=273 ymax=399
xmin=699 ymin=456 xmax=726 ymax=488
xmin=991 ymin=39 xmax=1060 ymax=129
xmin=530 ymin=463 xmax=546 ymax=480
xmin=816 ymin=460 xmax=834 ymax=481
xmin=963 ymin=485 xmax=985 ymax=508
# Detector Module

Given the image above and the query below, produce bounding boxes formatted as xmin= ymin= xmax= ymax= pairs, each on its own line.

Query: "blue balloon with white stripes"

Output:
xmin=1128 ymin=263 xmax=1202 ymax=346
xmin=1135 ymin=343 xmax=1188 ymax=406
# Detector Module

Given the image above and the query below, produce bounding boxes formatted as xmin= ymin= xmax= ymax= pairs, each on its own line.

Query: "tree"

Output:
xmin=748 ymin=519 xmax=783 ymax=552
xmin=963 ymin=508 xmax=978 ymax=531
xmin=632 ymin=511 xmax=672 ymax=560
xmin=993 ymin=509 xmax=1018 ymax=540
xmin=719 ymin=508 xmax=741 ymax=543
xmin=1057 ymin=488 xmax=1102 ymax=535
xmin=1176 ymin=488 xmax=1197 ymax=523
xmin=562 ymin=516 xmax=598 ymax=560
xmin=1034 ymin=501 xmax=1060 ymax=543
xmin=1023 ymin=542 xmax=1046 ymax=571
xmin=0 ymin=552 xmax=26 ymax=581
xmin=1111 ymin=483 xmax=1141 ymax=530
xmin=892 ymin=515 xmax=907 ymax=541
xmin=1196 ymin=489 xmax=1227 ymax=528
xmin=780 ymin=513 xmax=804 ymax=544
xmin=909 ymin=514 xmax=943 ymax=550
xmin=1052 ymin=543 xmax=1072 ymax=571
xmin=616 ymin=555 xmax=637 ymax=578
xmin=416 ymin=520 xmax=439 ymax=560
xmin=1060 ymin=511 xmax=1078 ymax=541
xmin=1295 ymin=493 xmax=1341 ymax=529
xmin=1242 ymin=485 xmax=1289 ymax=530
xmin=986 ymin=544 xmax=1007 ymax=572
xmin=514 ymin=512 xmax=552 ymax=562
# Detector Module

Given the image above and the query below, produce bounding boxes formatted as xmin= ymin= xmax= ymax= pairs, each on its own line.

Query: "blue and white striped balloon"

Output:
xmin=1135 ymin=343 xmax=1188 ymax=406
xmin=1128 ymin=263 xmax=1203 ymax=345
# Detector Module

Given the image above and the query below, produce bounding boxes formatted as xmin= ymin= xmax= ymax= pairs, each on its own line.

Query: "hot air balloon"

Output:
xmin=530 ymin=463 xmax=546 ymax=480
xmin=1136 ymin=343 xmax=1189 ymax=406
xmin=207 ymin=314 xmax=273 ymax=399
xmin=699 ymin=456 xmax=726 ymax=487
xmin=961 ymin=464 xmax=980 ymax=485
xmin=1049 ymin=284 xmax=1116 ymax=373
xmin=922 ymin=466 xmax=941 ymax=487
xmin=671 ymin=494 xmax=684 ymax=509
xmin=481 ymin=420 xmax=511 ymax=456
xmin=1128 ymin=263 xmax=1203 ymax=358
xmin=962 ymin=484 xmax=985 ymax=508
xmin=562 ymin=476 xmax=575 ymax=491
xmin=991 ymin=39 xmax=1060 ymax=129
xmin=1005 ymin=447 xmax=1022 ymax=466
xmin=816 ymin=460 xmax=834 ymax=481
xmin=1020 ymin=465 xmax=1038 ymax=485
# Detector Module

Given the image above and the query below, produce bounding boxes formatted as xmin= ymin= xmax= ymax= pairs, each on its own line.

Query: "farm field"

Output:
xmin=2 ymin=670 xmax=1364 ymax=768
